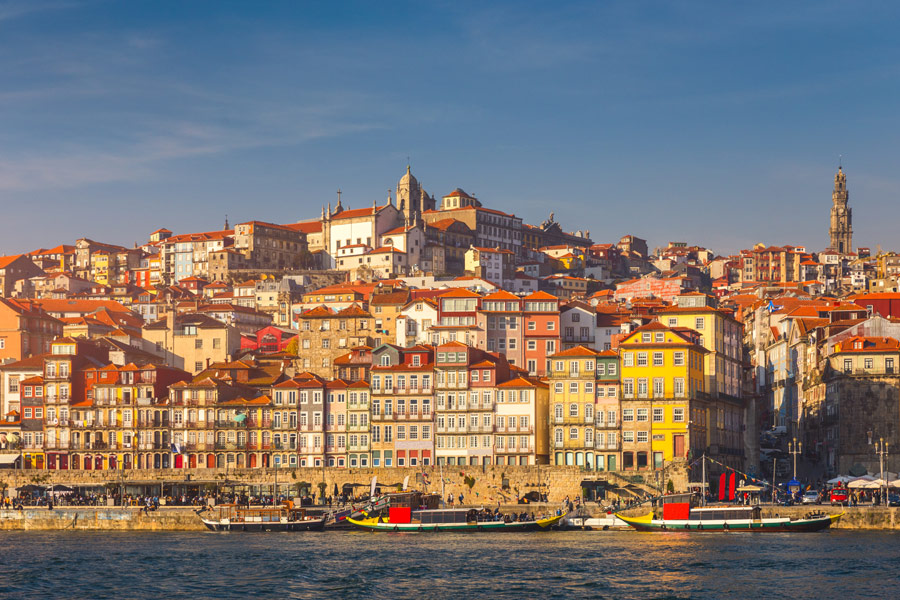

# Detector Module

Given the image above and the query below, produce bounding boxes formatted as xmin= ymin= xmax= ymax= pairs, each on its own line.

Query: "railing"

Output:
xmin=495 ymin=426 xmax=534 ymax=434
xmin=495 ymin=445 xmax=535 ymax=454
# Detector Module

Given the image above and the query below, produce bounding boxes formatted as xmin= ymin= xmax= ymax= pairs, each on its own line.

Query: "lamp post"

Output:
xmin=788 ymin=438 xmax=802 ymax=481
xmin=875 ymin=438 xmax=889 ymax=505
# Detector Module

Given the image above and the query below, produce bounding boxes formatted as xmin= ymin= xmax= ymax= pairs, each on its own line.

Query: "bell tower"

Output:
xmin=829 ymin=165 xmax=852 ymax=254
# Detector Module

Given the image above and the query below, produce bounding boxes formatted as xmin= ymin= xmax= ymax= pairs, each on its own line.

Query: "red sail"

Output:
xmin=718 ymin=472 xmax=727 ymax=501
xmin=729 ymin=472 xmax=737 ymax=501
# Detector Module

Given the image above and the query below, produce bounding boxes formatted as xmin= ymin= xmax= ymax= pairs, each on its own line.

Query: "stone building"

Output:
xmin=293 ymin=304 xmax=374 ymax=377
xmin=829 ymin=166 xmax=853 ymax=254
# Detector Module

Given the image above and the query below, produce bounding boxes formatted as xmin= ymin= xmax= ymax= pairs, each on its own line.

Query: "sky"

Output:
xmin=2 ymin=0 xmax=900 ymax=256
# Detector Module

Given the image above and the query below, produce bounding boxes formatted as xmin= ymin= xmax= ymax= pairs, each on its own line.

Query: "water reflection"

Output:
xmin=0 ymin=530 xmax=898 ymax=599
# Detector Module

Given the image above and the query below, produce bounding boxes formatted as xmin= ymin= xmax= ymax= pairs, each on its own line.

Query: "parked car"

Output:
xmin=888 ymin=494 xmax=900 ymax=507
xmin=801 ymin=490 xmax=820 ymax=505
xmin=830 ymin=488 xmax=849 ymax=506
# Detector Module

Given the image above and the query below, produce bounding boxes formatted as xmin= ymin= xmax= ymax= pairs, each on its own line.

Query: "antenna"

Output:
xmin=839 ymin=154 xmax=842 ymax=169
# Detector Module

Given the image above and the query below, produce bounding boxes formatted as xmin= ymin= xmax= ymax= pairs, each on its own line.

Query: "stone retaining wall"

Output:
xmin=1 ymin=464 xmax=689 ymax=505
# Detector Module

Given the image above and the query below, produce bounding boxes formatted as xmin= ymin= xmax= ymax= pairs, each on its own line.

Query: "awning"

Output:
xmin=0 ymin=453 xmax=19 ymax=467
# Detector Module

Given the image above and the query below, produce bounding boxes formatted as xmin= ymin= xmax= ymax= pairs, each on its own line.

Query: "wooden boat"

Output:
xmin=346 ymin=491 xmax=562 ymax=532
xmin=199 ymin=503 xmax=326 ymax=532
xmin=616 ymin=504 xmax=842 ymax=532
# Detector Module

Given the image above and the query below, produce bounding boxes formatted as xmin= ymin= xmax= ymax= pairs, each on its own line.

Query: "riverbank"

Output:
xmin=3 ymin=503 xmax=900 ymax=531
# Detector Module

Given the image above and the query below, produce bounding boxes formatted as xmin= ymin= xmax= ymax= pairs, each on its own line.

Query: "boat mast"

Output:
xmin=440 ymin=462 xmax=445 ymax=507
xmin=701 ymin=453 xmax=706 ymax=507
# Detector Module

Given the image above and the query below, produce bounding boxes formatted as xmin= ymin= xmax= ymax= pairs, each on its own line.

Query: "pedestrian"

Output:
xmin=458 ymin=493 xmax=464 ymax=505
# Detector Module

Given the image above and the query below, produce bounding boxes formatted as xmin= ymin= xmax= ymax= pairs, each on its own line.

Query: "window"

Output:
xmin=695 ymin=317 xmax=705 ymax=330
xmin=673 ymin=407 xmax=685 ymax=422
xmin=673 ymin=352 xmax=685 ymax=367
xmin=653 ymin=352 xmax=664 ymax=366
xmin=637 ymin=378 xmax=648 ymax=398
xmin=569 ymin=403 xmax=579 ymax=417
xmin=637 ymin=431 xmax=648 ymax=443
xmin=555 ymin=404 xmax=563 ymax=419
xmin=674 ymin=378 xmax=685 ymax=397
xmin=653 ymin=378 xmax=664 ymax=398
xmin=194 ymin=339 xmax=203 ymax=349
xmin=569 ymin=382 xmax=578 ymax=394
xmin=194 ymin=362 xmax=203 ymax=372
xmin=653 ymin=407 xmax=664 ymax=422
xmin=527 ymin=340 xmax=536 ymax=350
xmin=555 ymin=429 xmax=563 ymax=444
xmin=622 ymin=379 xmax=634 ymax=398
xmin=623 ymin=409 xmax=634 ymax=422
xmin=569 ymin=427 xmax=579 ymax=440
xmin=637 ymin=352 xmax=648 ymax=367
xmin=623 ymin=431 xmax=634 ymax=443
xmin=623 ymin=353 xmax=634 ymax=367
xmin=864 ymin=358 xmax=874 ymax=370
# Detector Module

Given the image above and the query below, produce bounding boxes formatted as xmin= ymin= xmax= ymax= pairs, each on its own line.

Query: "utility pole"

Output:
xmin=788 ymin=437 xmax=802 ymax=481
xmin=875 ymin=438 xmax=889 ymax=505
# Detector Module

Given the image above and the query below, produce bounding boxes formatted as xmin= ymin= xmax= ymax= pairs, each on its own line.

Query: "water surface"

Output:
xmin=1 ymin=530 xmax=898 ymax=599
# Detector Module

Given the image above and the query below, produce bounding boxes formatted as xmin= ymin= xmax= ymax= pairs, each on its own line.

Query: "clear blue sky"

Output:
xmin=2 ymin=0 xmax=899 ymax=256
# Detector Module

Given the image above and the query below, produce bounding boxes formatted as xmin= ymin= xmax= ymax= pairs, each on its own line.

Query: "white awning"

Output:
xmin=0 ymin=453 xmax=20 ymax=467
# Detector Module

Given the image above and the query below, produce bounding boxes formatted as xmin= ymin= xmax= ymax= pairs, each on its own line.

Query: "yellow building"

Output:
xmin=548 ymin=345 xmax=603 ymax=468
xmin=618 ymin=321 xmax=707 ymax=471
xmin=657 ymin=293 xmax=743 ymax=399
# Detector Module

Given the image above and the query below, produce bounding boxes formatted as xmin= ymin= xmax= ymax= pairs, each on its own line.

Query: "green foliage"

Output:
xmin=464 ymin=475 xmax=476 ymax=489
xmin=667 ymin=479 xmax=675 ymax=494
xmin=284 ymin=337 xmax=299 ymax=356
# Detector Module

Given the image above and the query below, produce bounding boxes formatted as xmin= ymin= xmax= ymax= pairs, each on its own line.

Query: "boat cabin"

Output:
xmin=687 ymin=506 xmax=761 ymax=521
xmin=213 ymin=503 xmax=311 ymax=523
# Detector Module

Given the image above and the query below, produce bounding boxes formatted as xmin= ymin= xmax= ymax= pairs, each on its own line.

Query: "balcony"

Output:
xmin=348 ymin=424 xmax=369 ymax=432
xmin=348 ymin=443 xmax=369 ymax=452
xmin=215 ymin=442 xmax=247 ymax=451
xmin=554 ymin=440 xmax=564 ymax=448
xmin=495 ymin=445 xmax=535 ymax=454
xmin=495 ymin=425 xmax=534 ymax=434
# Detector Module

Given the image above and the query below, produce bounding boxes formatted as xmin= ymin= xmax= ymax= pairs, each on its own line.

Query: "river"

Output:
xmin=1 ymin=530 xmax=899 ymax=599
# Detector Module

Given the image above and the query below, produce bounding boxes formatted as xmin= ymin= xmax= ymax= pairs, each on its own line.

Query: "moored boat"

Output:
xmin=199 ymin=503 xmax=326 ymax=532
xmin=346 ymin=491 xmax=562 ymax=532
xmin=616 ymin=504 xmax=842 ymax=532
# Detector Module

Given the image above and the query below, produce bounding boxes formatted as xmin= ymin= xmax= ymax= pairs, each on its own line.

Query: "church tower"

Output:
xmin=829 ymin=166 xmax=852 ymax=254
xmin=396 ymin=165 xmax=435 ymax=226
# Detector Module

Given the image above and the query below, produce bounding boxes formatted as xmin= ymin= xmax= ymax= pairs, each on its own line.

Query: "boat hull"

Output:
xmin=347 ymin=514 xmax=562 ymax=532
xmin=201 ymin=517 xmax=326 ymax=532
xmin=616 ymin=511 xmax=842 ymax=533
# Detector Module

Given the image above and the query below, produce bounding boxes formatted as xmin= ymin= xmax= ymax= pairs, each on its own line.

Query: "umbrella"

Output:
xmin=827 ymin=476 xmax=852 ymax=485
xmin=16 ymin=484 xmax=45 ymax=493
xmin=736 ymin=485 xmax=764 ymax=492
xmin=848 ymin=476 xmax=876 ymax=489
xmin=50 ymin=484 xmax=74 ymax=492
xmin=863 ymin=480 xmax=886 ymax=489
xmin=889 ymin=479 xmax=900 ymax=488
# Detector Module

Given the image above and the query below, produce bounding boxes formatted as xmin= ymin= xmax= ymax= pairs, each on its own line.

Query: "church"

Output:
xmin=829 ymin=165 xmax=852 ymax=254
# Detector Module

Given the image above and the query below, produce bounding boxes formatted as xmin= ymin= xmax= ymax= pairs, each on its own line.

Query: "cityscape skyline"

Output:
xmin=2 ymin=1 xmax=900 ymax=254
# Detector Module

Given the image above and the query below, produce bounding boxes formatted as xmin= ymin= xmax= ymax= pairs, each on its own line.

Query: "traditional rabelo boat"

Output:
xmin=199 ymin=502 xmax=326 ymax=532
xmin=616 ymin=503 xmax=841 ymax=532
xmin=346 ymin=491 xmax=562 ymax=532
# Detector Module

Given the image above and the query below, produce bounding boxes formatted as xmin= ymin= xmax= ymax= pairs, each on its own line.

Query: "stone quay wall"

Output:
xmin=0 ymin=464 xmax=690 ymax=505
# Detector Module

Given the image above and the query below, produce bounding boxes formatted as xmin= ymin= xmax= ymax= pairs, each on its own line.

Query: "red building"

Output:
xmin=240 ymin=325 xmax=299 ymax=353
xmin=851 ymin=293 xmax=900 ymax=319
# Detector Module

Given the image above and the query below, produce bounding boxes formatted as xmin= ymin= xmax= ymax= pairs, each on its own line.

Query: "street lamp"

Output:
xmin=788 ymin=437 xmax=802 ymax=481
xmin=875 ymin=438 xmax=889 ymax=505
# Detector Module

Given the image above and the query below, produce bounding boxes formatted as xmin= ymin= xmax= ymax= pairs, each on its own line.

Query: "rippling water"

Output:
xmin=2 ymin=530 xmax=899 ymax=599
